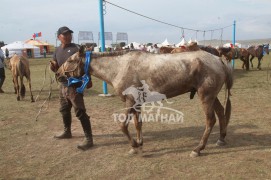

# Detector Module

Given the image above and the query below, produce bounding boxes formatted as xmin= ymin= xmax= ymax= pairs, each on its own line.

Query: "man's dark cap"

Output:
xmin=57 ymin=26 xmax=73 ymax=36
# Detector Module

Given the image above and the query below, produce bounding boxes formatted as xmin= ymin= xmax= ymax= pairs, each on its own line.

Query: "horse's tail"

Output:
xmin=224 ymin=61 xmax=233 ymax=126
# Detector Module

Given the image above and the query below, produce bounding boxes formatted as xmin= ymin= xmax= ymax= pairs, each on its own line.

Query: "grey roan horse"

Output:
xmin=56 ymin=47 xmax=233 ymax=157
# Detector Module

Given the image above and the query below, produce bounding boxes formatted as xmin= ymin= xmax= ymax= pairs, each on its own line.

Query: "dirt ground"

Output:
xmin=1 ymin=56 xmax=271 ymax=179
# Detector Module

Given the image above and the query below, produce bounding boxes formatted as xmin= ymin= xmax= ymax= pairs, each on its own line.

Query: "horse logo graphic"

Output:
xmin=122 ymin=80 xmax=172 ymax=113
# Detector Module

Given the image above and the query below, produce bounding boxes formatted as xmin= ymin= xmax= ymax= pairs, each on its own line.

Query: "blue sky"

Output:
xmin=1 ymin=0 xmax=270 ymax=45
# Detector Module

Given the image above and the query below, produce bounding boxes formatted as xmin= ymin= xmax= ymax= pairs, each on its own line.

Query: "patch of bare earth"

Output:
xmin=0 ymin=57 xmax=271 ymax=179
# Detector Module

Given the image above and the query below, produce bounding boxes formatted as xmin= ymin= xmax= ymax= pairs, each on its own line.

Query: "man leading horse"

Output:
xmin=50 ymin=26 xmax=93 ymax=151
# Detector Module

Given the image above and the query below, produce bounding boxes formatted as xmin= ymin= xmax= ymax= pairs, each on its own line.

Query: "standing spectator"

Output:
xmin=130 ymin=43 xmax=134 ymax=50
xmin=149 ymin=45 xmax=154 ymax=53
xmin=50 ymin=26 xmax=93 ymax=150
xmin=153 ymin=44 xmax=159 ymax=54
xmin=43 ymin=48 xmax=47 ymax=58
xmin=5 ymin=48 xmax=9 ymax=59
xmin=0 ymin=49 xmax=5 ymax=93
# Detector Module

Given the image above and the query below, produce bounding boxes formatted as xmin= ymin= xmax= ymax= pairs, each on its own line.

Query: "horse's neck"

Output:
xmin=90 ymin=56 xmax=119 ymax=85
xmin=248 ymin=46 xmax=257 ymax=55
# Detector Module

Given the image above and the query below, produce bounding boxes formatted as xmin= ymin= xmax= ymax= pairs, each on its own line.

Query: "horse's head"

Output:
xmin=56 ymin=46 xmax=87 ymax=84
xmin=263 ymin=44 xmax=269 ymax=55
xmin=217 ymin=47 xmax=232 ymax=60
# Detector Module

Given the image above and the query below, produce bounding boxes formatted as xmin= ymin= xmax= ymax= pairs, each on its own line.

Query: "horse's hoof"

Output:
xmin=128 ymin=147 xmax=143 ymax=156
xmin=190 ymin=151 xmax=200 ymax=158
xmin=216 ymin=139 xmax=227 ymax=146
xmin=128 ymin=148 xmax=138 ymax=156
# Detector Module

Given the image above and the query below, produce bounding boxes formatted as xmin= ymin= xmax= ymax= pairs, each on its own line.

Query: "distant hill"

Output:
xmin=198 ymin=38 xmax=271 ymax=48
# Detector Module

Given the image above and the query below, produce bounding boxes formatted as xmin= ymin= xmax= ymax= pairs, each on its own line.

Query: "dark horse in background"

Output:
xmin=7 ymin=54 xmax=34 ymax=102
xmin=198 ymin=45 xmax=220 ymax=57
xmin=217 ymin=47 xmax=250 ymax=70
xmin=247 ymin=44 xmax=269 ymax=70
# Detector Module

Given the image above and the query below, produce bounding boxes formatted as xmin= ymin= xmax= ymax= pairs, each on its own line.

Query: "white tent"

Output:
xmin=161 ymin=38 xmax=171 ymax=46
xmin=176 ymin=38 xmax=187 ymax=47
xmin=1 ymin=41 xmax=41 ymax=58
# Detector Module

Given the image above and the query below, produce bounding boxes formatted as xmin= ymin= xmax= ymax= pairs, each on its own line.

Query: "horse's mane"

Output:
xmin=91 ymin=49 xmax=132 ymax=58
xmin=219 ymin=47 xmax=232 ymax=53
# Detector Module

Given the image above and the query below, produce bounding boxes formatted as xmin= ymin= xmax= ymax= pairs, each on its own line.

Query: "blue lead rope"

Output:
xmin=67 ymin=51 xmax=92 ymax=93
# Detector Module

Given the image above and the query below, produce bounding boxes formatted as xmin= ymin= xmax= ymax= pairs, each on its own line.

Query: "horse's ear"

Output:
xmin=79 ymin=45 xmax=86 ymax=57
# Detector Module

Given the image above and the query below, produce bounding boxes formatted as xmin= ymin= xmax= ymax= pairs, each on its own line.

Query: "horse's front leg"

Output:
xmin=130 ymin=110 xmax=144 ymax=155
xmin=245 ymin=57 xmax=250 ymax=71
xmin=120 ymin=100 xmax=140 ymax=154
xmin=134 ymin=111 xmax=143 ymax=145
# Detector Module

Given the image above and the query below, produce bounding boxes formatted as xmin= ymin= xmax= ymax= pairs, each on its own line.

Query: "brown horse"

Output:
xmin=7 ymin=54 xmax=34 ymax=102
xmin=170 ymin=42 xmax=200 ymax=53
xmin=217 ymin=47 xmax=250 ymax=70
xmin=198 ymin=45 xmax=220 ymax=57
xmin=56 ymin=47 xmax=233 ymax=157
xmin=247 ymin=44 xmax=269 ymax=70
xmin=159 ymin=46 xmax=174 ymax=54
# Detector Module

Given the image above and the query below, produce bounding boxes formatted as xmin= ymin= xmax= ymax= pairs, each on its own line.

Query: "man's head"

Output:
xmin=57 ymin=26 xmax=73 ymax=46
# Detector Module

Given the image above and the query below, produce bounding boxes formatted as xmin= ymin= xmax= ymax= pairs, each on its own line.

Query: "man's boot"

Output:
xmin=54 ymin=112 xmax=72 ymax=139
xmin=77 ymin=116 xmax=93 ymax=150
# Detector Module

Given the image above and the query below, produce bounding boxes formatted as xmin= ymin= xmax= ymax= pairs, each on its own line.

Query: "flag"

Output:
xmin=32 ymin=32 xmax=42 ymax=39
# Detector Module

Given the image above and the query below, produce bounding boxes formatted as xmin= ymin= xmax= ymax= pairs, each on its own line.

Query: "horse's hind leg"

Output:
xmin=214 ymin=98 xmax=227 ymax=146
xmin=245 ymin=55 xmax=250 ymax=70
xmin=250 ymin=56 xmax=254 ymax=68
xmin=241 ymin=57 xmax=249 ymax=71
xmin=19 ymin=76 xmax=25 ymax=100
xmin=257 ymin=58 xmax=262 ymax=70
xmin=13 ymin=77 xmax=20 ymax=101
xmin=191 ymin=95 xmax=216 ymax=157
xmin=27 ymin=76 xmax=34 ymax=102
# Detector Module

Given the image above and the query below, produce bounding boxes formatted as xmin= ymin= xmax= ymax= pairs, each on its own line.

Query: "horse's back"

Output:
xmin=134 ymin=51 xmax=227 ymax=94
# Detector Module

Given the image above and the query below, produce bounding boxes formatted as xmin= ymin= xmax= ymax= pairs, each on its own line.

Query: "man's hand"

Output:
xmin=49 ymin=60 xmax=59 ymax=73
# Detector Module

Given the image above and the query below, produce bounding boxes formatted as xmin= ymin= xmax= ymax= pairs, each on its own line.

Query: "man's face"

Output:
xmin=58 ymin=32 xmax=72 ymax=45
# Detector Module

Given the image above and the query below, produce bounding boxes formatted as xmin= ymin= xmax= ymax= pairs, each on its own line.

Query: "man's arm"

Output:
xmin=49 ymin=52 xmax=59 ymax=73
